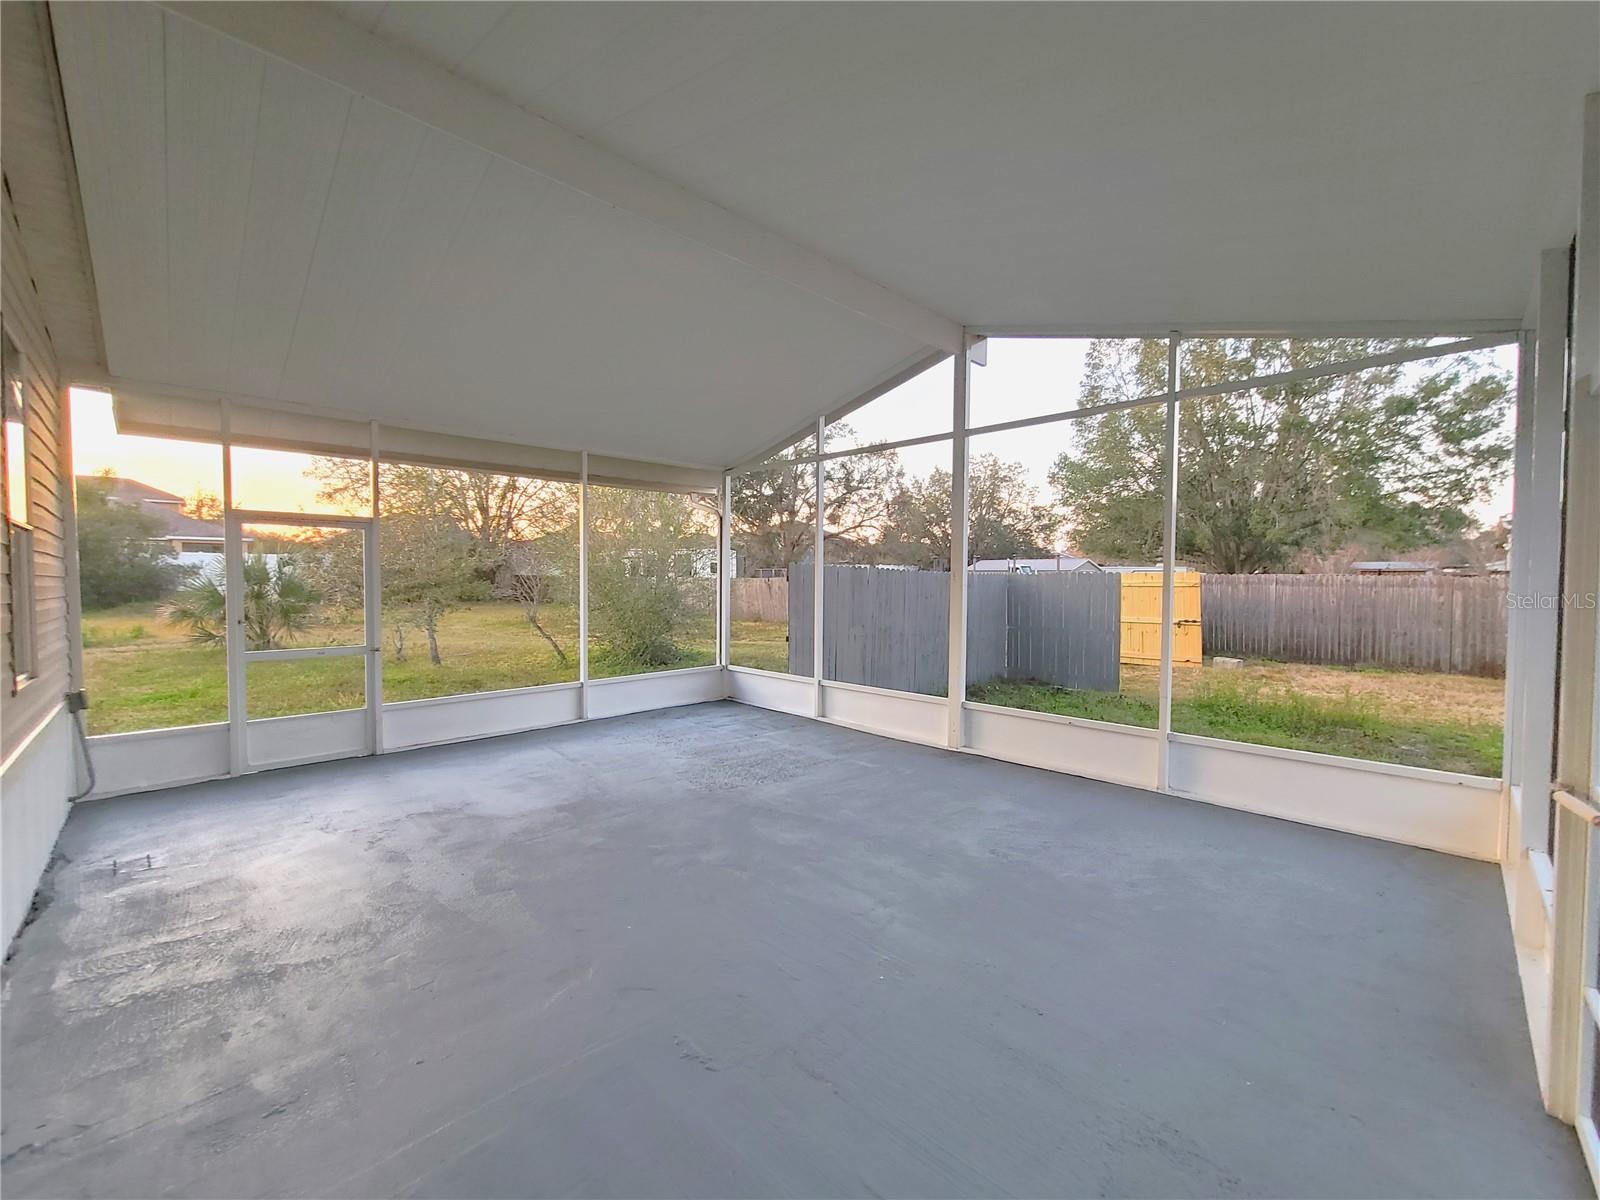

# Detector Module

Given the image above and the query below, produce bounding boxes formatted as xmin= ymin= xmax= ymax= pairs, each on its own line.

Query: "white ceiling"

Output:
xmin=49 ymin=2 xmax=931 ymax=471
xmin=338 ymin=1 xmax=1597 ymax=331
xmin=48 ymin=2 xmax=1600 ymax=470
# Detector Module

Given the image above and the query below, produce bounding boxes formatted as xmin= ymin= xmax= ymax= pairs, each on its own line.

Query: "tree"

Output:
xmin=501 ymin=529 xmax=577 ymax=665
xmin=729 ymin=428 xmax=899 ymax=572
xmin=309 ymin=457 xmax=579 ymax=661
xmin=377 ymin=514 xmax=485 ymax=664
xmin=183 ymin=489 xmax=223 ymax=523
xmin=75 ymin=474 xmax=185 ymax=608
xmin=587 ymin=487 xmax=717 ymax=666
xmin=164 ymin=554 xmax=318 ymax=649
xmin=313 ymin=458 xmax=572 ymax=550
xmin=1051 ymin=338 xmax=1513 ymax=573
xmin=876 ymin=455 xmax=1061 ymax=567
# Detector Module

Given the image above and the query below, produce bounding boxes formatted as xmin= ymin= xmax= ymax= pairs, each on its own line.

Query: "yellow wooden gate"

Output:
xmin=1119 ymin=571 xmax=1202 ymax=665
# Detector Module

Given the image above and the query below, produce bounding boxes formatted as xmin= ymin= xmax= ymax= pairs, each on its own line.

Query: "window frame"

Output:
xmin=3 ymin=328 xmax=37 ymax=691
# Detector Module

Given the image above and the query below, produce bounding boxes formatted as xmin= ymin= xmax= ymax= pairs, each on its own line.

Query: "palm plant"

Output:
xmin=164 ymin=554 xmax=319 ymax=650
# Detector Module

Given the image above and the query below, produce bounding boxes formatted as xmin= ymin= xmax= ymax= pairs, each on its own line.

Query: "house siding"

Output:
xmin=3 ymin=189 xmax=74 ymax=755
xmin=2 ymin=186 xmax=79 ymax=942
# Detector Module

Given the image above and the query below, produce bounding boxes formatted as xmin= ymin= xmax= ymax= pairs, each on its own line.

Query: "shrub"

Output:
xmin=590 ymin=571 xmax=686 ymax=665
xmin=75 ymin=476 xmax=186 ymax=608
xmin=164 ymin=555 xmax=318 ymax=650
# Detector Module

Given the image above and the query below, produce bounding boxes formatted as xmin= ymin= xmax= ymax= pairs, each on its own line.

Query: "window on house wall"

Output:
xmin=3 ymin=330 xmax=36 ymax=687
xmin=1168 ymin=341 xmax=1516 ymax=776
xmin=730 ymin=435 xmax=815 ymax=675
xmin=376 ymin=461 xmax=580 ymax=701
xmin=963 ymin=410 xmax=1168 ymax=729
xmin=821 ymin=438 xmax=952 ymax=696
xmin=70 ymin=388 xmax=228 ymax=733
xmin=587 ymin=485 xmax=719 ymax=678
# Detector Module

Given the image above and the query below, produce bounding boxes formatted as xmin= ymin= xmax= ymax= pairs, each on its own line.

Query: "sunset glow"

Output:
xmin=71 ymin=388 xmax=328 ymax=513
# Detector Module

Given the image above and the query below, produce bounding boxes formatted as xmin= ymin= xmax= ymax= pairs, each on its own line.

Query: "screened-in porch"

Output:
xmin=2 ymin=3 xmax=1598 ymax=1197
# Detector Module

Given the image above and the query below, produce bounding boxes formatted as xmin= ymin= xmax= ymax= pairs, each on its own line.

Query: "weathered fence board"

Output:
xmin=787 ymin=565 xmax=1119 ymax=694
xmin=731 ymin=577 xmax=789 ymax=622
xmin=1003 ymin=572 xmax=1122 ymax=692
xmin=1201 ymin=574 xmax=1507 ymax=677
xmin=966 ymin=572 xmax=1011 ymax=684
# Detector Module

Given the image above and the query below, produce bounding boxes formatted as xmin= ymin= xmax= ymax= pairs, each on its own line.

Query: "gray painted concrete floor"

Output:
xmin=0 ymin=702 xmax=1587 ymax=1199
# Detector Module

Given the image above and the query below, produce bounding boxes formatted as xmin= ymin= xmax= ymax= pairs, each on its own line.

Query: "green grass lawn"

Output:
xmin=966 ymin=679 xmax=1159 ymax=728
xmin=82 ymin=601 xmax=717 ymax=734
xmin=968 ymin=661 xmax=1503 ymax=777
xmin=729 ymin=619 xmax=792 ymax=673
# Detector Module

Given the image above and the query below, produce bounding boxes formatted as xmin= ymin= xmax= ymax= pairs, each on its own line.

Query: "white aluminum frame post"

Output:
xmin=718 ymin=471 xmax=733 ymax=671
xmin=1519 ymin=248 xmax=1575 ymax=854
xmin=813 ymin=414 xmax=826 ymax=718
xmin=221 ymin=402 xmax=246 ymax=776
xmin=1502 ymin=330 xmax=1537 ymax=821
xmin=1156 ymin=334 xmax=1180 ymax=792
xmin=946 ymin=335 xmax=971 ymax=749
xmin=578 ymin=451 xmax=590 ymax=720
xmin=366 ymin=419 xmax=382 ymax=756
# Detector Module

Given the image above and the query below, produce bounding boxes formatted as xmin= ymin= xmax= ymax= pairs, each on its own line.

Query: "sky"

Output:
xmin=71 ymin=389 xmax=350 ymax=515
xmin=73 ymin=335 xmax=1517 ymax=527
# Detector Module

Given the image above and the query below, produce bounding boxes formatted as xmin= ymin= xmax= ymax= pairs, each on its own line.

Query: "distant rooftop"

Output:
xmin=78 ymin=476 xmax=225 ymax=541
xmin=971 ymin=557 xmax=1100 ymax=573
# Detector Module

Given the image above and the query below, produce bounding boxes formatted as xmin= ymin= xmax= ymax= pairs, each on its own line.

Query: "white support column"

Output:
xmin=1520 ymin=248 xmax=1572 ymax=853
xmin=365 ymin=422 xmax=383 ymax=755
xmin=813 ymin=415 xmax=826 ymax=717
xmin=1504 ymin=332 xmax=1537 ymax=812
xmin=719 ymin=473 xmax=733 ymax=671
xmin=220 ymin=403 xmax=246 ymax=775
xmin=578 ymin=450 xmax=590 ymax=721
xmin=1156 ymin=335 xmax=1181 ymax=792
xmin=947 ymin=339 xmax=971 ymax=748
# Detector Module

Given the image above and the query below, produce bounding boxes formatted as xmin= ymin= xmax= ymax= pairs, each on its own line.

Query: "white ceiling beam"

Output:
xmin=154 ymin=1 xmax=965 ymax=356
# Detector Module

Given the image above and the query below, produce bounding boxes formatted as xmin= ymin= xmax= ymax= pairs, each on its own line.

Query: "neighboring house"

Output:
xmin=623 ymin=546 xmax=730 ymax=579
xmin=80 ymin=476 xmax=254 ymax=568
xmin=972 ymin=556 xmax=1101 ymax=574
xmin=495 ymin=536 xmax=733 ymax=599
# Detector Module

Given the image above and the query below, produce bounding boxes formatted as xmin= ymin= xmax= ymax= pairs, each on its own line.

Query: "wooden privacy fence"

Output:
xmin=785 ymin=564 xmax=1120 ymax=694
xmin=1119 ymin=571 xmax=1202 ymax=665
xmin=1201 ymin=573 xmax=1508 ymax=677
xmin=976 ymin=570 xmax=1121 ymax=691
xmin=730 ymin=577 xmax=789 ymax=622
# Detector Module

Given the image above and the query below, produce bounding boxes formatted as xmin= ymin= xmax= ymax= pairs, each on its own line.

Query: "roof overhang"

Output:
xmin=30 ymin=2 xmax=1600 ymax=473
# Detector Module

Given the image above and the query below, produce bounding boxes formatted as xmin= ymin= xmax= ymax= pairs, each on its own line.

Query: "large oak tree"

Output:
xmin=1050 ymin=338 xmax=1512 ymax=573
